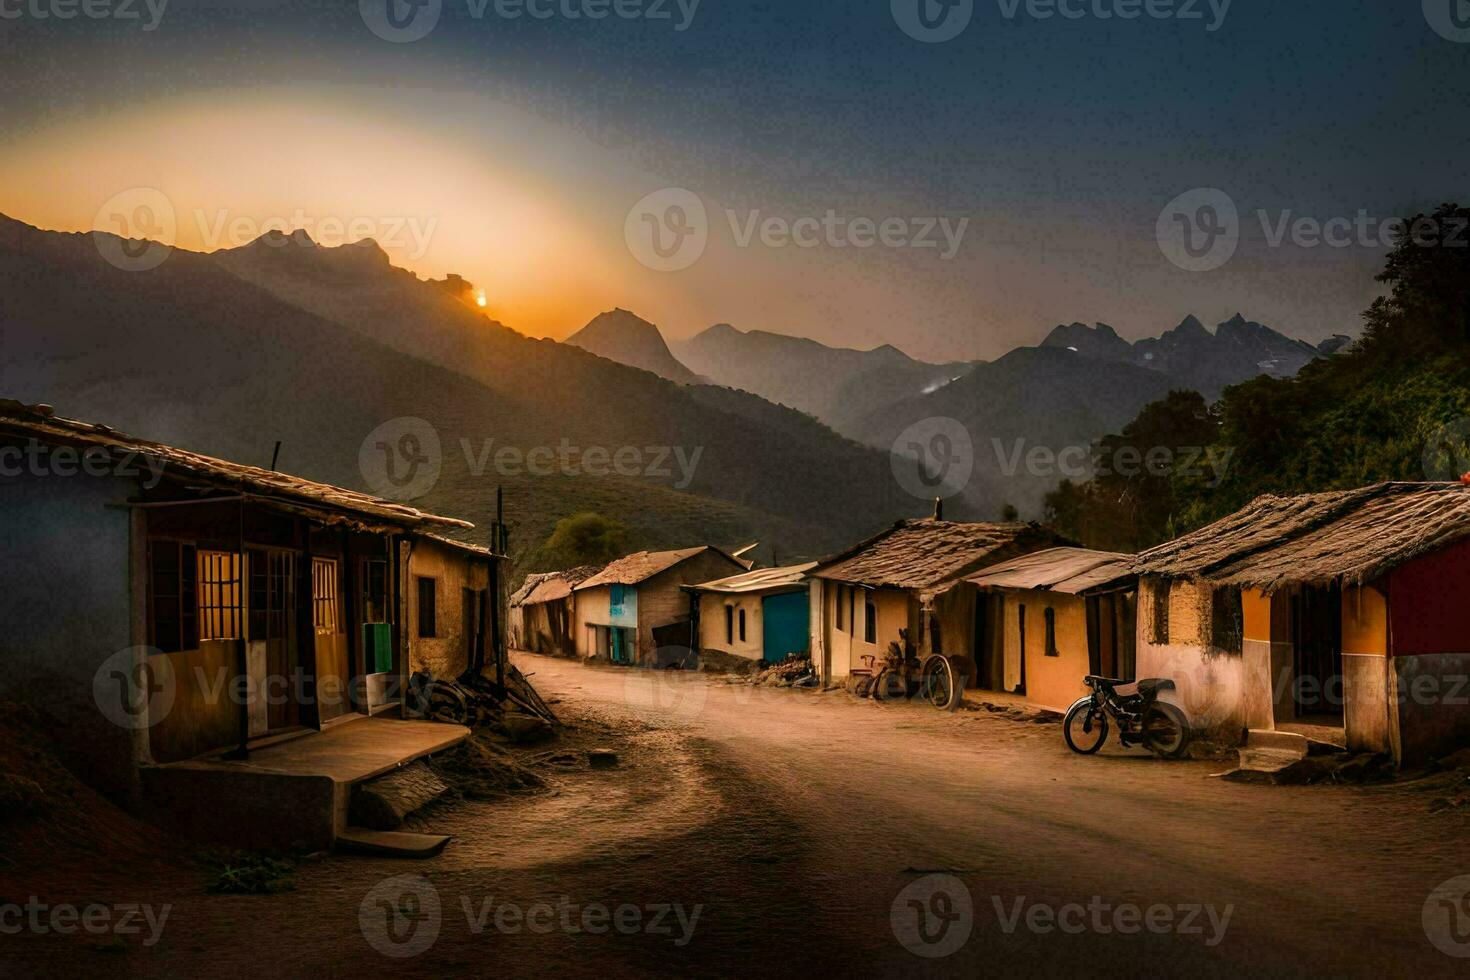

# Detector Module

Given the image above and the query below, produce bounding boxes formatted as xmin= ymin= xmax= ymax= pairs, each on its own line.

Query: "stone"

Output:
xmin=349 ymin=762 xmax=449 ymax=831
xmin=500 ymin=713 xmax=555 ymax=744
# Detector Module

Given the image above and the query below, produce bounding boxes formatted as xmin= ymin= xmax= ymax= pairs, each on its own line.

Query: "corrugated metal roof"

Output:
xmin=0 ymin=401 xmax=470 ymax=531
xmin=968 ymin=547 xmax=1134 ymax=595
xmin=689 ymin=561 xmax=817 ymax=595
xmin=812 ymin=519 xmax=1066 ymax=591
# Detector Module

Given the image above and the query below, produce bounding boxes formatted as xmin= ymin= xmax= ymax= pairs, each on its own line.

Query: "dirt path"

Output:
xmin=6 ymin=652 xmax=1470 ymax=977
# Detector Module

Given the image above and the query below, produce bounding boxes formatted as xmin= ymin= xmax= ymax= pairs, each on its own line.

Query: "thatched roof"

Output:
xmin=968 ymin=547 xmax=1135 ymax=595
xmin=812 ymin=519 xmax=1066 ymax=593
xmin=689 ymin=562 xmax=817 ymax=595
xmin=575 ymin=546 xmax=744 ymax=590
xmin=0 ymin=400 xmax=471 ymax=532
xmin=1133 ymin=482 xmax=1470 ymax=591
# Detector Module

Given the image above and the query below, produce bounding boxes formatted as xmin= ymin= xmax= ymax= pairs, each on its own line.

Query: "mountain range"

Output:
xmin=0 ymin=216 xmax=921 ymax=566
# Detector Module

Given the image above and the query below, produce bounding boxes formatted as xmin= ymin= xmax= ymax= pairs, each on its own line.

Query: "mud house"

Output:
xmin=509 ymin=564 xmax=602 ymax=656
xmin=808 ymin=518 xmax=1067 ymax=687
xmin=687 ymin=562 xmax=817 ymax=667
xmin=1132 ymin=481 xmax=1470 ymax=765
xmin=0 ymin=401 xmax=501 ymax=845
xmin=964 ymin=548 xmax=1136 ymax=713
xmin=573 ymin=546 xmax=749 ymax=666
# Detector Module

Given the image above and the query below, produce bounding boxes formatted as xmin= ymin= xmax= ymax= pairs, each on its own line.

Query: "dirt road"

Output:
xmin=8 ymin=652 xmax=1470 ymax=977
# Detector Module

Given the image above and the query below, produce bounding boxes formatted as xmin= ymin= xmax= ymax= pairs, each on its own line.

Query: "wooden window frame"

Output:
xmin=417 ymin=575 xmax=438 ymax=639
xmin=313 ymin=557 xmax=341 ymax=635
xmin=198 ymin=550 xmax=243 ymax=642
xmin=864 ymin=591 xmax=877 ymax=644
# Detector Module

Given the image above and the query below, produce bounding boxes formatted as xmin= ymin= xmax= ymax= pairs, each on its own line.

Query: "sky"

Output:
xmin=1 ymin=1 xmax=1466 ymax=361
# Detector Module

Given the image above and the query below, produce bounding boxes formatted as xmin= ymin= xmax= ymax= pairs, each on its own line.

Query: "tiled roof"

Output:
xmin=968 ymin=547 xmax=1134 ymax=595
xmin=812 ymin=519 xmax=1067 ymax=592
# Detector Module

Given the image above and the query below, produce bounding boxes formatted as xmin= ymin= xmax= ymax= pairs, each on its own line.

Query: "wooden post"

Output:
xmin=296 ymin=518 xmax=320 ymax=728
xmin=343 ymin=528 xmax=361 ymax=715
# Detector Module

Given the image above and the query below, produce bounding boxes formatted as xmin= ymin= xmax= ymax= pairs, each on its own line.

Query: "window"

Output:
xmin=313 ymin=558 xmax=340 ymax=635
xmin=864 ymin=592 xmax=876 ymax=644
xmin=149 ymin=541 xmax=197 ymax=653
xmin=362 ymin=558 xmax=388 ymax=624
xmin=1150 ymin=579 xmax=1171 ymax=644
xmin=1044 ymin=607 xmax=1058 ymax=657
xmin=417 ymin=575 xmax=438 ymax=638
xmin=725 ymin=605 xmax=734 ymax=644
xmin=248 ymin=550 xmax=295 ymax=642
xmin=1211 ymin=587 xmax=1244 ymax=654
xmin=738 ymin=608 xmax=747 ymax=642
xmin=198 ymin=551 xmax=243 ymax=641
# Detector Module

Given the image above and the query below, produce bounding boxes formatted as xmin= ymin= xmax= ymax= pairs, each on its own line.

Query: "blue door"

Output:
xmin=762 ymin=591 xmax=809 ymax=663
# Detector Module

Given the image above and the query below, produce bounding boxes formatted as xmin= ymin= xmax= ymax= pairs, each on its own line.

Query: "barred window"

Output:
xmin=314 ymin=558 xmax=340 ymax=635
xmin=198 ymin=551 xmax=242 ymax=641
xmin=1211 ymin=587 xmax=1244 ymax=654
xmin=1149 ymin=579 xmax=1171 ymax=644
xmin=150 ymin=541 xmax=198 ymax=653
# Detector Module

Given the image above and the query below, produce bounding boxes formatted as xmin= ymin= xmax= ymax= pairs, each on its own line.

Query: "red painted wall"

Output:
xmin=1389 ymin=536 xmax=1470 ymax=656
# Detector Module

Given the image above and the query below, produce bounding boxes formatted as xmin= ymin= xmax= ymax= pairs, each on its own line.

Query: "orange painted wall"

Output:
xmin=1341 ymin=584 xmax=1389 ymax=656
xmin=1242 ymin=588 xmax=1272 ymax=643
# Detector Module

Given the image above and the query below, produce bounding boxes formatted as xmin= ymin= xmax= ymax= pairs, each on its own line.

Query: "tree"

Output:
xmin=532 ymin=512 xmax=630 ymax=570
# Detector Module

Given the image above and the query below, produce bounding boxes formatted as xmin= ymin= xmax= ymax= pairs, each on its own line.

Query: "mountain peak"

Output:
xmin=565 ymin=310 xmax=699 ymax=384
xmin=1172 ymin=314 xmax=1209 ymax=337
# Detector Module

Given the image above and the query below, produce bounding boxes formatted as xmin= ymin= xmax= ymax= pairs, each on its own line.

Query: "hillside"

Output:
xmin=674 ymin=323 xmax=972 ymax=438
xmin=847 ymin=346 xmax=1181 ymax=519
xmin=0 ymin=215 xmax=914 ymax=563
xmin=564 ymin=308 xmax=702 ymax=384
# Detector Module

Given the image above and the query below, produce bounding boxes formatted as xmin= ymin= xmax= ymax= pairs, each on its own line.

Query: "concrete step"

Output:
xmin=337 ymin=827 xmax=451 ymax=859
xmin=1236 ymin=729 xmax=1309 ymax=773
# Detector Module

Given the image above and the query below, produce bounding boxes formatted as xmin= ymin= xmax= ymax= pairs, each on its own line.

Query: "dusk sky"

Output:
xmin=2 ymin=1 xmax=1465 ymax=360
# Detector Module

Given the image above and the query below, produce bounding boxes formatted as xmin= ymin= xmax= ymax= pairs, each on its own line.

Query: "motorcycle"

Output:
xmin=1063 ymin=675 xmax=1190 ymax=758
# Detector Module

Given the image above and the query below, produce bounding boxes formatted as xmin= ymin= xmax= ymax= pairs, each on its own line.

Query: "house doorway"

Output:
xmin=1291 ymin=584 xmax=1344 ymax=720
xmin=972 ymin=592 xmax=1003 ymax=690
xmin=246 ymin=549 xmax=299 ymax=734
